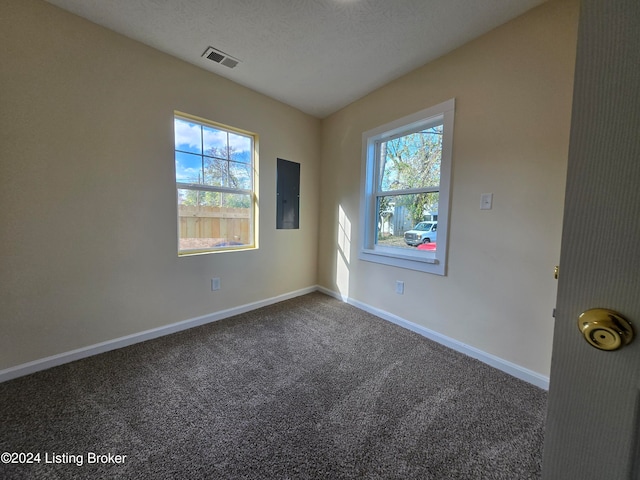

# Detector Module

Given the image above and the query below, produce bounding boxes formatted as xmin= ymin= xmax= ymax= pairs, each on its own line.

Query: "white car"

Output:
xmin=404 ymin=221 xmax=437 ymax=246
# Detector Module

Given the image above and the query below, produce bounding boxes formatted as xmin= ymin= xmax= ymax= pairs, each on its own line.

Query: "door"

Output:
xmin=541 ymin=1 xmax=640 ymax=479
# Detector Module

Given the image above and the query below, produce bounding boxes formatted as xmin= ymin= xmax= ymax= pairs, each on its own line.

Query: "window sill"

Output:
xmin=359 ymin=247 xmax=445 ymax=275
xmin=178 ymin=245 xmax=257 ymax=256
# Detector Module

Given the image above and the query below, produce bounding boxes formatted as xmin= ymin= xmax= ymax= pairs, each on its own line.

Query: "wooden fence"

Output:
xmin=178 ymin=205 xmax=251 ymax=249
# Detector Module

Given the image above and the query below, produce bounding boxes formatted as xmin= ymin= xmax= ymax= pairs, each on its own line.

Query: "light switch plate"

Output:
xmin=480 ymin=193 xmax=493 ymax=210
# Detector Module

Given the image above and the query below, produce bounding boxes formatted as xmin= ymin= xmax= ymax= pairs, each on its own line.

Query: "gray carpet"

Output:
xmin=0 ymin=292 xmax=546 ymax=479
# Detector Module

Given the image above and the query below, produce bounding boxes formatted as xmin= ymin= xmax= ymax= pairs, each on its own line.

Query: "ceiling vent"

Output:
xmin=202 ymin=47 xmax=240 ymax=69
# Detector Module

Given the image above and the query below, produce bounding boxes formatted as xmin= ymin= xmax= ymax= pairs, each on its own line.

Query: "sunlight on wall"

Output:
xmin=336 ymin=205 xmax=351 ymax=299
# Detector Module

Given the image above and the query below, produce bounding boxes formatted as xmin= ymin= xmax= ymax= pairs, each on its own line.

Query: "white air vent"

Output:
xmin=202 ymin=47 xmax=240 ymax=69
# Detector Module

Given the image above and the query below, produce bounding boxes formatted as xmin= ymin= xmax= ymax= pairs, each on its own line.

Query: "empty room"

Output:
xmin=2 ymin=0 xmax=639 ymax=478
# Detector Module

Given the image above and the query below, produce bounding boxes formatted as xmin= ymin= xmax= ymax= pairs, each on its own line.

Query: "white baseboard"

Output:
xmin=317 ymin=286 xmax=549 ymax=390
xmin=1 ymin=285 xmax=549 ymax=390
xmin=0 ymin=286 xmax=317 ymax=383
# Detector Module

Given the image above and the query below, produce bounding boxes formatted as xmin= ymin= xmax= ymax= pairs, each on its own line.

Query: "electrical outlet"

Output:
xmin=211 ymin=277 xmax=221 ymax=291
xmin=396 ymin=281 xmax=404 ymax=295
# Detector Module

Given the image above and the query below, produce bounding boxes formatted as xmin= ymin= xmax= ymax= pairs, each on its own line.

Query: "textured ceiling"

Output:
xmin=44 ymin=0 xmax=546 ymax=118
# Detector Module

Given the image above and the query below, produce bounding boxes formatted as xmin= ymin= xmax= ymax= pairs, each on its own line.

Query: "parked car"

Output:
xmin=404 ymin=221 xmax=437 ymax=246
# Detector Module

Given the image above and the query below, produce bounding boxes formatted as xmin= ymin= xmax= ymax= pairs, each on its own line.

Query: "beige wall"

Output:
xmin=318 ymin=0 xmax=579 ymax=377
xmin=0 ymin=0 xmax=320 ymax=369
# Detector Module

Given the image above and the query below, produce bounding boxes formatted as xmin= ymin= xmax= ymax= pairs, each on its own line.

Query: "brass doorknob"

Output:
xmin=578 ymin=308 xmax=634 ymax=351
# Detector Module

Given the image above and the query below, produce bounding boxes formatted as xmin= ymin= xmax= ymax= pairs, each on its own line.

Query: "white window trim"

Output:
xmin=359 ymin=98 xmax=455 ymax=275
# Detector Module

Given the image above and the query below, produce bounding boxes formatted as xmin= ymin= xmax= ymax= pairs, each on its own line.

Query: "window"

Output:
xmin=174 ymin=112 xmax=257 ymax=255
xmin=359 ymin=99 xmax=454 ymax=275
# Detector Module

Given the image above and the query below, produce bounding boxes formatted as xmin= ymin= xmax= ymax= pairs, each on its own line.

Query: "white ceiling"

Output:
xmin=44 ymin=0 xmax=546 ymax=118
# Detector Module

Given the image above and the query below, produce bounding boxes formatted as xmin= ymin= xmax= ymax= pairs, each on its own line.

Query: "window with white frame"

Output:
xmin=174 ymin=112 xmax=257 ymax=255
xmin=359 ymin=99 xmax=454 ymax=275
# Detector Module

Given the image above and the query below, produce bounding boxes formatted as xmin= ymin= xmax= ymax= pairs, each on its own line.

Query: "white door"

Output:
xmin=541 ymin=0 xmax=640 ymax=479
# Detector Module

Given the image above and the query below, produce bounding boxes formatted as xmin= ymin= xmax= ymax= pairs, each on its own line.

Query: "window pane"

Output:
xmin=379 ymin=126 xmax=443 ymax=191
xmin=177 ymin=189 xmax=252 ymax=251
xmin=221 ymin=192 xmax=252 ymax=209
xmin=202 ymin=125 xmax=228 ymax=158
xmin=203 ymin=156 xmax=227 ymax=187
xmin=175 ymin=151 xmax=203 ymax=183
xmin=228 ymin=161 xmax=252 ymax=189
xmin=174 ymin=118 xmax=202 ymax=154
xmin=228 ymin=133 xmax=252 ymax=164
xmin=375 ymin=192 xmax=439 ymax=251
